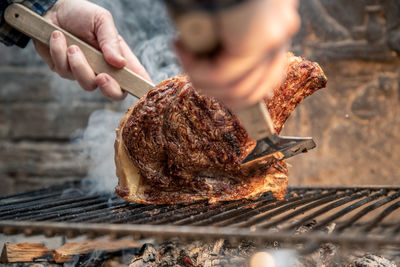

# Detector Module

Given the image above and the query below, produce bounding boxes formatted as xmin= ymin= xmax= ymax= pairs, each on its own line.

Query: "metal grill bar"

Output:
xmin=363 ymin=200 xmax=400 ymax=232
xmin=1 ymin=184 xmax=399 ymax=249
xmin=282 ymin=190 xmax=371 ymax=231
xmin=175 ymin=195 xmax=276 ymax=226
xmin=312 ymin=190 xmax=387 ymax=231
xmin=250 ymin=190 xmax=354 ymax=229
xmin=0 ymin=182 xmax=76 ymax=201
xmin=24 ymin=197 xmax=124 ymax=222
xmin=88 ymin=204 xmax=165 ymax=224
xmin=187 ymin=195 xmax=279 ymax=227
xmin=114 ymin=202 xmax=201 ymax=224
xmin=336 ymin=190 xmax=400 ymax=232
xmin=0 ymin=191 xmax=71 ymax=212
xmin=393 ymin=222 xmax=400 ymax=234
xmin=0 ymin=194 xmax=102 ymax=219
xmin=0 ymin=221 xmax=399 ymax=248
xmin=51 ymin=200 xmax=128 ymax=222
xmin=131 ymin=202 xmax=212 ymax=225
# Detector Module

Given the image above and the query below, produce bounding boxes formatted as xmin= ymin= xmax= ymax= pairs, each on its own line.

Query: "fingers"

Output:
xmin=49 ymin=31 xmax=73 ymax=79
xmin=179 ymin=41 xmax=288 ymax=110
xmin=33 ymin=40 xmax=54 ymax=70
xmin=234 ymin=50 xmax=287 ymax=107
xmin=279 ymin=0 xmax=301 ymax=37
xmin=94 ymin=10 xmax=126 ymax=68
xmin=260 ymin=0 xmax=300 ymax=51
xmin=118 ymin=36 xmax=153 ymax=83
xmin=35 ymin=29 xmax=140 ymax=101
xmin=220 ymin=0 xmax=300 ymax=56
xmin=176 ymin=41 xmax=261 ymax=90
xmin=35 ymin=32 xmax=98 ymax=92
xmin=176 ymin=0 xmax=299 ymax=110
xmin=63 ymin=44 xmax=127 ymax=100
xmin=67 ymin=45 xmax=97 ymax=91
xmin=93 ymin=35 xmax=152 ymax=100
xmin=96 ymin=73 xmax=127 ymax=100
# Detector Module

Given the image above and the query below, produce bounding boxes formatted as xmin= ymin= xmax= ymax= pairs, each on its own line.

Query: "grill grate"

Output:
xmin=1 ymin=182 xmax=400 ymax=249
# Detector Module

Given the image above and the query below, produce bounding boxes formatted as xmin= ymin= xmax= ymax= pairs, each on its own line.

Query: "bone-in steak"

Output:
xmin=114 ymin=53 xmax=327 ymax=204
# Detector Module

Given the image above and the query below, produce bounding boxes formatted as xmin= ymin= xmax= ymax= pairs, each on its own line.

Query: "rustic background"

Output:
xmin=0 ymin=0 xmax=399 ymax=195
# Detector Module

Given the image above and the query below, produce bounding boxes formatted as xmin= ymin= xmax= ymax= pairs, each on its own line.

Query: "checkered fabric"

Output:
xmin=0 ymin=0 xmax=57 ymax=47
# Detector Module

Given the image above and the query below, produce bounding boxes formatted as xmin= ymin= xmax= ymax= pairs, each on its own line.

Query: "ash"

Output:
xmin=128 ymin=239 xmax=399 ymax=267
xmin=347 ymin=254 xmax=398 ymax=267
xmin=128 ymin=221 xmax=399 ymax=267
xmin=294 ymin=222 xmax=399 ymax=267
xmin=129 ymin=239 xmax=255 ymax=267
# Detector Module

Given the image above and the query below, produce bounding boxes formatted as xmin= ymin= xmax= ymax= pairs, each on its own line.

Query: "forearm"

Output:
xmin=0 ymin=0 xmax=57 ymax=47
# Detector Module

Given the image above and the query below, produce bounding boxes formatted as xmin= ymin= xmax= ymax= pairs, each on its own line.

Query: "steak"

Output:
xmin=114 ymin=53 xmax=327 ymax=204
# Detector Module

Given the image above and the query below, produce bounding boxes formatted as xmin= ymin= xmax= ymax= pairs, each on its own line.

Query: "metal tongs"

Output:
xmin=164 ymin=0 xmax=316 ymax=166
xmin=5 ymin=3 xmax=315 ymax=168
xmin=235 ymin=102 xmax=315 ymax=167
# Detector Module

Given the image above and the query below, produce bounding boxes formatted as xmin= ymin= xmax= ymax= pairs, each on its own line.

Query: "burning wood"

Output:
xmin=129 ymin=239 xmax=253 ymax=267
xmin=1 ymin=242 xmax=52 ymax=263
xmin=53 ymin=237 xmax=140 ymax=263
xmin=129 ymin=240 xmax=400 ymax=267
xmin=0 ymin=237 xmax=140 ymax=264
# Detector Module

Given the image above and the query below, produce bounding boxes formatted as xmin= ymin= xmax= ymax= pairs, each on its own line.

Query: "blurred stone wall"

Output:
xmin=0 ymin=0 xmax=178 ymax=195
xmin=285 ymin=0 xmax=400 ymax=185
xmin=0 ymin=45 xmax=124 ymax=194
xmin=0 ymin=0 xmax=399 ymax=195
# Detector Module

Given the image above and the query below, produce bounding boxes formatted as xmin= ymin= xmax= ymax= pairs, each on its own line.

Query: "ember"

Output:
xmin=0 ymin=183 xmax=399 ymax=265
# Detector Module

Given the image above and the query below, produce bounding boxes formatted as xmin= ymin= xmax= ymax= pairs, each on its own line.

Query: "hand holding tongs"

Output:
xmin=164 ymin=0 xmax=316 ymax=166
xmin=5 ymin=3 xmax=316 ymax=168
xmin=4 ymin=3 xmax=154 ymax=98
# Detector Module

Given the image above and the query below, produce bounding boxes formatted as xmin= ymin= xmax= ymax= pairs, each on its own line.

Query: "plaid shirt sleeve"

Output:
xmin=0 ymin=0 xmax=58 ymax=47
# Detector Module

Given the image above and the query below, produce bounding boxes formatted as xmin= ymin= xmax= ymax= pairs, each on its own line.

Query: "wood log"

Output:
xmin=53 ymin=237 xmax=140 ymax=263
xmin=1 ymin=242 xmax=53 ymax=263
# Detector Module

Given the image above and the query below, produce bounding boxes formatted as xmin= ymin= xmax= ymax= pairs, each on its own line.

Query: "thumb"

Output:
xmin=94 ymin=10 xmax=126 ymax=68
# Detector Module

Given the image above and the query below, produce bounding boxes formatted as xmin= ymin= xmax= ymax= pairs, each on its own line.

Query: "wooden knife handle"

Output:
xmin=4 ymin=3 xmax=154 ymax=98
xmin=234 ymin=101 xmax=276 ymax=140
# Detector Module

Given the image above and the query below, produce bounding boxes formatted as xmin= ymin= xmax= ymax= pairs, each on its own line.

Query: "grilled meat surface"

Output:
xmin=115 ymin=53 xmax=327 ymax=204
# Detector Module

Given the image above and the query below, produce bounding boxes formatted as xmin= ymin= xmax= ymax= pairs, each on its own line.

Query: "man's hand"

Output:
xmin=175 ymin=0 xmax=300 ymax=110
xmin=34 ymin=0 xmax=152 ymax=100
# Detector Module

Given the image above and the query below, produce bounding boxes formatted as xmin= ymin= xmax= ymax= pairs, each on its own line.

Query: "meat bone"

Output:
xmin=5 ymin=3 xmax=315 ymax=167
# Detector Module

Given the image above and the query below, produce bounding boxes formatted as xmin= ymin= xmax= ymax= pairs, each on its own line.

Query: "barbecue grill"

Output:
xmin=1 ymin=181 xmax=399 ymax=253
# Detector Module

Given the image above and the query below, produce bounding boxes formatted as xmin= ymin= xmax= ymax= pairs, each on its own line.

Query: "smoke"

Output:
xmin=97 ymin=0 xmax=182 ymax=84
xmin=50 ymin=0 xmax=182 ymax=193
xmin=79 ymin=109 xmax=124 ymax=193
xmin=250 ymin=250 xmax=298 ymax=267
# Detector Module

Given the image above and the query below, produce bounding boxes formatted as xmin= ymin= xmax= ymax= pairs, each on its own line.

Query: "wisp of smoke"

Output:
xmin=251 ymin=250 xmax=298 ymax=267
xmin=80 ymin=109 xmax=123 ymax=193
xmin=64 ymin=0 xmax=182 ymax=193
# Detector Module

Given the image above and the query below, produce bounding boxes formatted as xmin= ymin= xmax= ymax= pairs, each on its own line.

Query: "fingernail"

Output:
xmin=111 ymin=46 xmax=125 ymax=63
xmin=116 ymin=53 xmax=126 ymax=63
xmin=52 ymin=31 xmax=61 ymax=40
xmin=68 ymin=46 xmax=79 ymax=55
xmin=98 ymin=75 xmax=109 ymax=87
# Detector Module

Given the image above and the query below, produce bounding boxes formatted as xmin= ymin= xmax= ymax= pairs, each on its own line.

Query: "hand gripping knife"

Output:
xmin=164 ymin=0 xmax=316 ymax=166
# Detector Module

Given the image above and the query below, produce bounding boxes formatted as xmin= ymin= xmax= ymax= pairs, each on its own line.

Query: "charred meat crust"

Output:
xmin=116 ymin=53 xmax=327 ymax=204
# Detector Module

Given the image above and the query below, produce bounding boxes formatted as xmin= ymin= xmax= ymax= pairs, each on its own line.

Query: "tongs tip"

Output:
xmin=240 ymin=135 xmax=316 ymax=167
